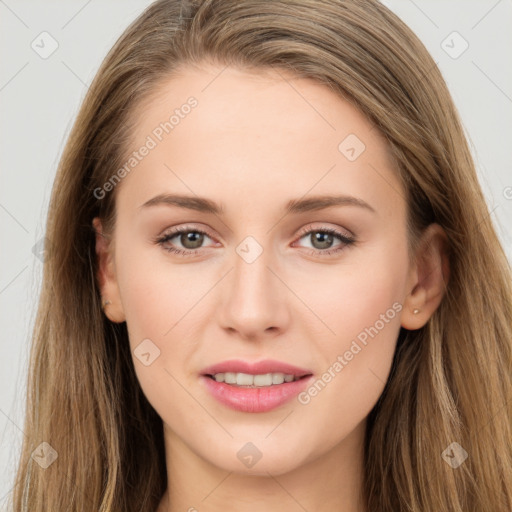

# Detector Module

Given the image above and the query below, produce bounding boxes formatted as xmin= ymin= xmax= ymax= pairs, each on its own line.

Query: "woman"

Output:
xmin=11 ymin=0 xmax=512 ymax=511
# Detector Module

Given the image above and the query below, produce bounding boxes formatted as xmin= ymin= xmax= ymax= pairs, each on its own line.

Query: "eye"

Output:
xmin=154 ymin=225 xmax=217 ymax=257
xmin=293 ymin=224 xmax=356 ymax=257
xmin=153 ymin=223 xmax=356 ymax=258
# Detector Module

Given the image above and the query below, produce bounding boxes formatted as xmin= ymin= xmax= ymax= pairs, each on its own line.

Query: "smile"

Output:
xmin=208 ymin=372 xmax=302 ymax=387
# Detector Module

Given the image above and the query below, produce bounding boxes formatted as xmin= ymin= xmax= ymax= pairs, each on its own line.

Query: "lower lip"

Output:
xmin=200 ymin=375 xmax=314 ymax=413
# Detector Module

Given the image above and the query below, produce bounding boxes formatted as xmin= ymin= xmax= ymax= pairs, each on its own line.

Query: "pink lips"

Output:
xmin=200 ymin=359 xmax=314 ymax=413
xmin=201 ymin=359 xmax=312 ymax=378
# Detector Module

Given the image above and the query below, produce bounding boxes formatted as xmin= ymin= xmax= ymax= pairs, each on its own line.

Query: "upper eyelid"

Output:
xmin=296 ymin=222 xmax=354 ymax=238
xmin=160 ymin=224 xmax=217 ymax=241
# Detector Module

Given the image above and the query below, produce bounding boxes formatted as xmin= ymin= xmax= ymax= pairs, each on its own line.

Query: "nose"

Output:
xmin=217 ymin=241 xmax=290 ymax=341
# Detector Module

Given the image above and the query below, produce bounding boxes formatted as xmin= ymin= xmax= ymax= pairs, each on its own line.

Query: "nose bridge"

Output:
xmin=219 ymin=235 xmax=288 ymax=337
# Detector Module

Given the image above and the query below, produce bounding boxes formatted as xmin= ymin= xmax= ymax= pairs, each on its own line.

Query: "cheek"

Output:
xmin=115 ymin=235 xmax=204 ymax=340
xmin=114 ymin=245 xmax=199 ymax=422
xmin=293 ymin=242 xmax=407 ymax=441
xmin=302 ymin=236 xmax=407 ymax=347
xmin=113 ymin=238 xmax=211 ymax=402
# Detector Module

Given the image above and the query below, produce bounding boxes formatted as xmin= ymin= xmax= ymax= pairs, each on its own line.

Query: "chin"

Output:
xmin=201 ymin=436 xmax=313 ymax=476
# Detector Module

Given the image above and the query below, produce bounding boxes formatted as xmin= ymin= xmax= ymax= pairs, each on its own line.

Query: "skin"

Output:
xmin=93 ymin=62 xmax=449 ymax=512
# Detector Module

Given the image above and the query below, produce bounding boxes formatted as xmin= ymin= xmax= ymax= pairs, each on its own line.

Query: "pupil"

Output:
xmin=313 ymin=232 xmax=333 ymax=249
xmin=182 ymin=232 xmax=204 ymax=249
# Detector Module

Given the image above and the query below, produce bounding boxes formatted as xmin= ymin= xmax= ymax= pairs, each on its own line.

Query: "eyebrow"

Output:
xmin=139 ymin=193 xmax=376 ymax=215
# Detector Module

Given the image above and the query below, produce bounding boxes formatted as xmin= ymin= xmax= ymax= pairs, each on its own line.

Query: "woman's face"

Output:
xmin=95 ymin=62 xmax=428 ymax=475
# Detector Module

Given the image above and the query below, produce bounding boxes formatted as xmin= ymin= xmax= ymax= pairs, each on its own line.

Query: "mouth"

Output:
xmin=204 ymin=372 xmax=311 ymax=387
xmin=199 ymin=359 xmax=314 ymax=413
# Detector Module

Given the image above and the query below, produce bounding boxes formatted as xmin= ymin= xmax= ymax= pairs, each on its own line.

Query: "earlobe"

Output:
xmin=92 ymin=217 xmax=126 ymax=323
xmin=401 ymin=285 xmax=427 ymax=330
xmin=401 ymin=223 xmax=450 ymax=331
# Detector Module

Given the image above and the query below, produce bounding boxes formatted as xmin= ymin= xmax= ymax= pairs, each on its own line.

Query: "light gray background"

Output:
xmin=1 ymin=0 xmax=511 ymax=504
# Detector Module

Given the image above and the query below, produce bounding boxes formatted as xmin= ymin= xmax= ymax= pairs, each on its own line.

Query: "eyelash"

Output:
xmin=154 ymin=224 xmax=356 ymax=258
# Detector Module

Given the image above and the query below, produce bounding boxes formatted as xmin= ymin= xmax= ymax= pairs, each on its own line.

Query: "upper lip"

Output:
xmin=201 ymin=359 xmax=313 ymax=378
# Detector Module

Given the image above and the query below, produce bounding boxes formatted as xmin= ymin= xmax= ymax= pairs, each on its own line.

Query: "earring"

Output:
xmin=102 ymin=298 xmax=112 ymax=310
xmin=413 ymin=308 xmax=420 ymax=314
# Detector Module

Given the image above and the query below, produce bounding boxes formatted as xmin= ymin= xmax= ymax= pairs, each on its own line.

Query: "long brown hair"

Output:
xmin=11 ymin=1 xmax=512 ymax=510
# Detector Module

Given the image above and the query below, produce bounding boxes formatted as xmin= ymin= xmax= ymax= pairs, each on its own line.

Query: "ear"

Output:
xmin=401 ymin=223 xmax=450 ymax=330
xmin=92 ymin=217 xmax=126 ymax=323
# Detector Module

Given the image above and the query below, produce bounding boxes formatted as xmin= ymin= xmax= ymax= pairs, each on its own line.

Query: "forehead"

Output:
xmin=134 ymin=62 xmax=376 ymax=143
xmin=118 ymin=62 xmax=404 ymax=220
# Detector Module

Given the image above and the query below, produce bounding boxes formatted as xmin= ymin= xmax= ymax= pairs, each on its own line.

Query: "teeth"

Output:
xmin=212 ymin=372 xmax=299 ymax=387
xmin=272 ymin=373 xmax=284 ymax=385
